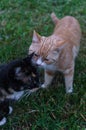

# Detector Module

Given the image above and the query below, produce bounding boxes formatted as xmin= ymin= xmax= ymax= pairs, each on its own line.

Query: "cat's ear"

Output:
xmin=57 ymin=40 xmax=67 ymax=51
xmin=55 ymin=41 xmax=67 ymax=52
xmin=32 ymin=30 xmax=41 ymax=43
xmin=15 ymin=67 xmax=21 ymax=76
xmin=29 ymin=52 xmax=34 ymax=58
xmin=23 ymin=53 xmax=34 ymax=64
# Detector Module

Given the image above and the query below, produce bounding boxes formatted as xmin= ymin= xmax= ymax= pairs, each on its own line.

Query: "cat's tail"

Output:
xmin=51 ymin=12 xmax=59 ymax=25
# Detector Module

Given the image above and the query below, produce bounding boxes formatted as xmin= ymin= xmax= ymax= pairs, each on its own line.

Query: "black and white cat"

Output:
xmin=0 ymin=53 xmax=40 ymax=126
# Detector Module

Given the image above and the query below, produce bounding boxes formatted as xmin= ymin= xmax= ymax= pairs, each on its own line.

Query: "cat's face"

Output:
xmin=29 ymin=31 xmax=63 ymax=70
xmin=8 ymin=53 xmax=40 ymax=92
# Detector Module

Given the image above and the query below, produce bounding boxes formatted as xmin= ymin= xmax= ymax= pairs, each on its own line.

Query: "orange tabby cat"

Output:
xmin=29 ymin=12 xmax=81 ymax=93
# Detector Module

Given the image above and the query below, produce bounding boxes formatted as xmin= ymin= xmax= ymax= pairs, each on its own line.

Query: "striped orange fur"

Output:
xmin=29 ymin=12 xmax=81 ymax=93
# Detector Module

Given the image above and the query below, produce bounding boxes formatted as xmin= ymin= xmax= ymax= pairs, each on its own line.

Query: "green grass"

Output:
xmin=0 ymin=0 xmax=86 ymax=129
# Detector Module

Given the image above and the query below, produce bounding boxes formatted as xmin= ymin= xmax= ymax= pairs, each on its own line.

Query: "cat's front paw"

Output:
xmin=0 ymin=117 xmax=6 ymax=126
xmin=66 ymin=87 xmax=73 ymax=93
xmin=9 ymin=106 xmax=13 ymax=114
xmin=41 ymin=84 xmax=48 ymax=88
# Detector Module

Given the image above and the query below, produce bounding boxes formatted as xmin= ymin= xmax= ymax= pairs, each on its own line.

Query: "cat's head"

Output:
xmin=8 ymin=53 xmax=40 ymax=92
xmin=29 ymin=31 xmax=65 ymax=70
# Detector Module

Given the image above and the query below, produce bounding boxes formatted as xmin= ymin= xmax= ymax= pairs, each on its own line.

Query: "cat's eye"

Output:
xmin=25 ymin=72 xmax=30 ymax=76
xmin=34 ymin=54 xmax=39 ymax=57
xmin=44 ymin=58 xmax=49 ymax=61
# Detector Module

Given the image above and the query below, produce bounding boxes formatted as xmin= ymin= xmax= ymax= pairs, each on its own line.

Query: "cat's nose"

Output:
xmin=36 ymin=62 xmax=41 ymax=66
xmin=36 ymin=58 xmax=42 ymax=66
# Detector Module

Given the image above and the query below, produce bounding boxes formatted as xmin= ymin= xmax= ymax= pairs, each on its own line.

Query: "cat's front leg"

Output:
xmin=64 ymin=67 xmax=74 ymax=93
xmin=41 ymin=70 xmax=54 ymax=88
xmin=8 ymin=106 xmax=13 ymax=114
xmin=0 ymin=117 xmax=7 ymax=126
xmin=0 ymin=106 xmax=13 ymax=126
xmin=0 ymin=100 xmax=13 ymax=126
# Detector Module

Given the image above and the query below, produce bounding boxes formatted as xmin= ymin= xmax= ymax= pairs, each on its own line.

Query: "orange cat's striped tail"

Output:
xmin=51 ymin=12 xmax=59 ymax=25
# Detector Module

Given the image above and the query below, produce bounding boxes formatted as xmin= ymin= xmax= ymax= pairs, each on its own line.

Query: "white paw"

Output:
xmin=9 ymin=106 xmax=13 ymax=114
xmin=66 ymin=88 xmax=73 ymax=93
xmin=0 ymin=117 xmax=7 ymax=126
xmin=41 ymin=84 xmax=47 ymax=88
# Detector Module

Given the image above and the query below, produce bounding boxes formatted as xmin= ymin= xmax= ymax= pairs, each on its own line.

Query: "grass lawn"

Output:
xmin=0 ymin=0 xmax=86 ymax=129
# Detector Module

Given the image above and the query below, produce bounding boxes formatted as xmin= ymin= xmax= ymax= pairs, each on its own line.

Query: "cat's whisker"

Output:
xmin=18 ymin=95 xmax=24 ymax=101
xmin=26 ymin=93 xmax=31 ymax=98
xmin=23 ymin=91 xmax=31 ymax=98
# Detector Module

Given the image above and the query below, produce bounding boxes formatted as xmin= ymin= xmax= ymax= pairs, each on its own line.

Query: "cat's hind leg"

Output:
xmin=64 ymin=66 xmax=74 ymax=93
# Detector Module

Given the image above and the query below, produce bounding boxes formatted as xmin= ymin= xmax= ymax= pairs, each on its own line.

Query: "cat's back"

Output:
xmin=54 ymin=15 xmax=81 ymax=45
